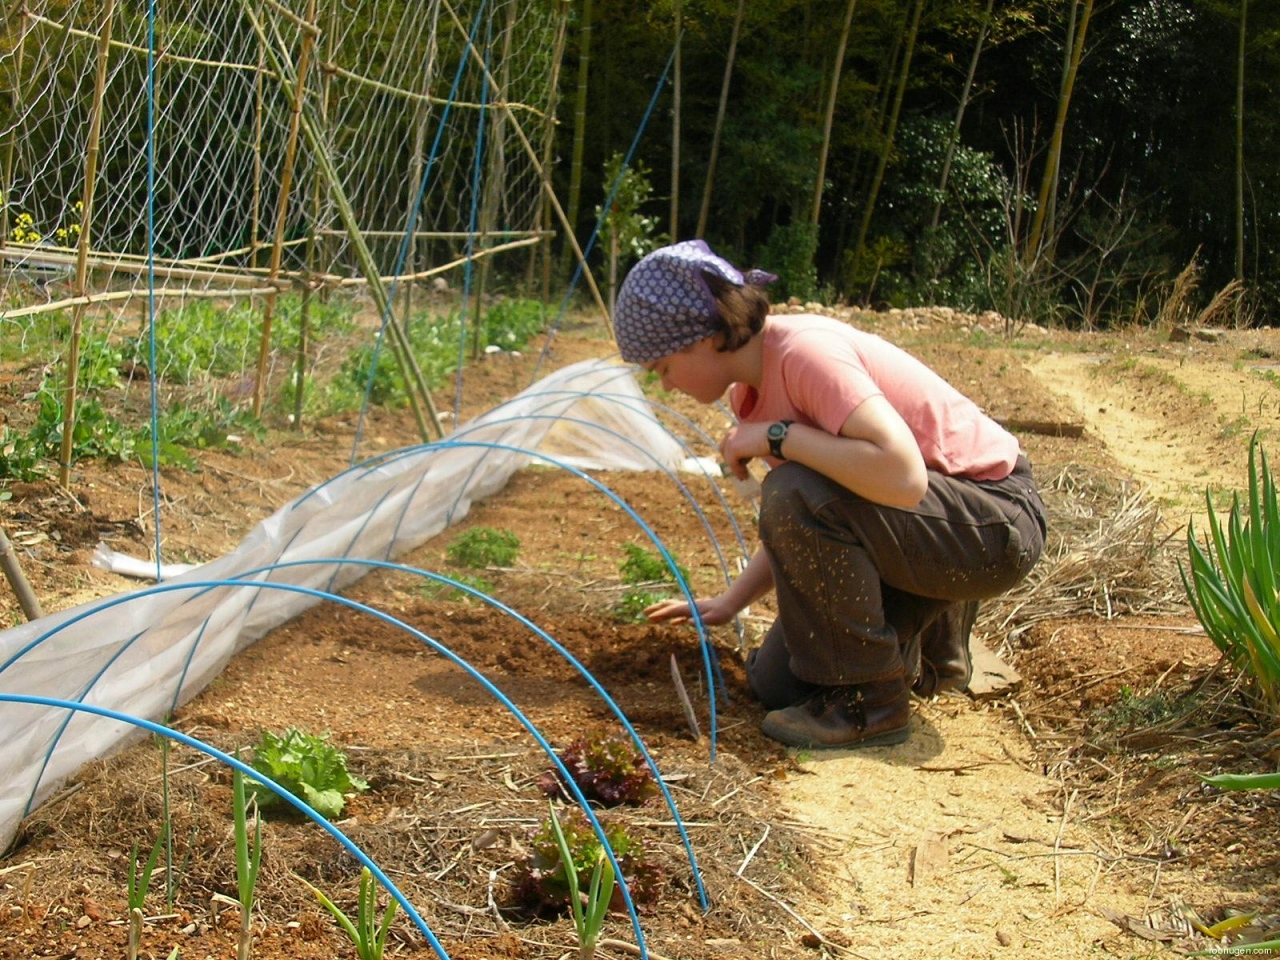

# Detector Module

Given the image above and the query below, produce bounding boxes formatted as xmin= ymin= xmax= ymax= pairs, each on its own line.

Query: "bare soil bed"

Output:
xmin=3 ymin=306 xmax=1280 ymax=959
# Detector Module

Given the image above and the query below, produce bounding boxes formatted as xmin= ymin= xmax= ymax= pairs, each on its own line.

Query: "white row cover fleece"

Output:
xmin=0 ymin=358 xmax=702 ymax=855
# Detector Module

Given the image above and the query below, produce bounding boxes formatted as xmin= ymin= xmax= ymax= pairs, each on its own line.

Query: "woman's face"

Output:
xmin=642 ymin=335 xmax=731 ymax=404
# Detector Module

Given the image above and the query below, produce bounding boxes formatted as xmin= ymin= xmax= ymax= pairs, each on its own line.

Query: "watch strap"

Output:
xmin=768 ymin=420 xmax=794 ymax=460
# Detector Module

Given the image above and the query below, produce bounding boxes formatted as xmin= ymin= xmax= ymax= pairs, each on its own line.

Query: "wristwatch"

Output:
xmin=767 ymin=420 xmax=794 ymax=460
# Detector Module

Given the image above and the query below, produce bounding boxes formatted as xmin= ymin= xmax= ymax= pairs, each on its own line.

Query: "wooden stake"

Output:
xmin=0 ymin=523 xmax=42 ymax=621
xmin=253 ymin=0 xmax=318 ymax=418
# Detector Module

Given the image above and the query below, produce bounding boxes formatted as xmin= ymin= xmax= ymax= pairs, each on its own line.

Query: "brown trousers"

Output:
xmin=746 ymin=456 xmax=1045 ymax=708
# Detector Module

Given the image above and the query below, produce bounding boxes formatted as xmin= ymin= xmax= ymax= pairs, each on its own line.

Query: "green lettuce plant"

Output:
xmin=246 ymin=727 xmax=368 ymax=820
xmin=1181 ymin=434 xmax=1280 ymax=714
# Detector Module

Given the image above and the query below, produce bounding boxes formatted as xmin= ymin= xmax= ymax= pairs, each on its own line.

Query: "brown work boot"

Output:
xmin=760 ymin=678 xmax=911 ymax=749
xmin=913 ymin=600 xmax=978 ymax=697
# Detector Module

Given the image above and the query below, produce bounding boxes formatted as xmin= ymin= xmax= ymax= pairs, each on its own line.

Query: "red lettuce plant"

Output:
xmin=510 ymin=808 xmax=664 ymax=916
xmin=538 ymin=734 xmax=659 ymax=807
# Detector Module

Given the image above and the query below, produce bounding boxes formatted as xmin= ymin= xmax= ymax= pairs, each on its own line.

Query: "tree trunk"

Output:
xmin=670 ymin=0 xmax=682 ymax=238
xmin=810 ymin=0 xmax=857 ymax=227
xmin=696 ymin=0 xmax=745 ymax=239
xmin=1025 ymin=0 xmax=1094 ymax=264
xmin=561 ymin=0 xmax=593 ymax=278
xmin=931 ymin=0 xmax=993 ymax=230
xmin=1235 ymin=0 xmax=1247 ymax=288
xmin=851 ymin=0 xmax=922 ymax=274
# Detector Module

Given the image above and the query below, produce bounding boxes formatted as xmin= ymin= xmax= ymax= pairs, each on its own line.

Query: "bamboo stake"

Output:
xmin=319 ymin=59 xmax=542 ymax=114
xmin=333 ymin=235 xmax=541 ymax=286
xmin=534 ymin=0 xmax=568 ymax=299
xmin=242 ymin=0 xmax=442 ymax=440
xmin=253 ymin=0 xmax=319 ymax=418
xmin=401 ymin=2 xmax=440 ymax=330
xmin=440 ymin=0 xmax=611 ymax=330
xmin=25 ymin=12 xmax=259 ymax=72
xmin=59 ymin=0 xmax=116 ymax=490
xmin=1 ymin=286 xmax=281 ymax=322
xmin=0 ymin=524 xmax=43 ymax=621
xmin=250 ymin=45 xmax=265 ymax=271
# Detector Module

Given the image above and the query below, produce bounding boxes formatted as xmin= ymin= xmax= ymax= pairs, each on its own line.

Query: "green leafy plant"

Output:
xmin=612 ymin=589 xmax=662 ymax=624
xmin=246 ymin=728 xmax=368 ymax=820
xmin=548 ymin=803 xmax=615 ymax=960
xmin=483 ymin=298 xmax=547 ymax=351
xmin=618 ymin=542 xmax=688 ymax=586
xmin=416 ymin=573 xmax=496 ymax=602
xmin=446 ymin=526 xmax=520 ymax=569
xmin=232 ymin=768 xmax=264 ymax=960
xmin=511 ymin=807 xmax=662 ymax=918
xmin=301 ymin=867 xmax=397 ymax=960
xmin=538 ymin=734 xmax=658 ymax=807
xmin=1181 ymin=434 xmax=1280 ymax=714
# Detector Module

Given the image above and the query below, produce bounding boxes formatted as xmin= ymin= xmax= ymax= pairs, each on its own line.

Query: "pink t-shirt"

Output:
xmin=729 ymin=314 xmax=1019 ymax=481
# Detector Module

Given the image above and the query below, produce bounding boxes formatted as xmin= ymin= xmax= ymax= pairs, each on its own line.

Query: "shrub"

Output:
xmin=1181 ymin=434 xmax=1280 ymax=715
xmin=446 ymin=526 xmax=520 ymax=568
xmin=618 ymin=542 xmax=687 ymax=585
xmin=538 ymin=734 xmax=658 ymax=808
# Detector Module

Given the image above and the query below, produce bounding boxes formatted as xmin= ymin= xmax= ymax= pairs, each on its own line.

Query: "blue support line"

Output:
xmin=311 ymin=439 xmax=722 ymax=753
xmin=1 ymin=580 xmax=653 ymax=955
xmin=0 ymin=694 xmax=453 ymax=959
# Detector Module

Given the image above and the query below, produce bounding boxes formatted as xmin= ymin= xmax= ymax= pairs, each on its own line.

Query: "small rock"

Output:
xmin=996 ymin=928 xmax=1012 ymax=947
xmin=75 ymin=914 xmax=91 ymax=929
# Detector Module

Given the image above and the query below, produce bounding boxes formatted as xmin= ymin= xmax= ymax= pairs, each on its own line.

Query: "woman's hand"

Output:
xmin=644 ymin=594 xmax=740 ymax=627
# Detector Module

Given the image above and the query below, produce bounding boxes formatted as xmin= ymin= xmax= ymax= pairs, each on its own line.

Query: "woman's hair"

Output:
xmin=702 ymin=270 xmax=771 ymax=352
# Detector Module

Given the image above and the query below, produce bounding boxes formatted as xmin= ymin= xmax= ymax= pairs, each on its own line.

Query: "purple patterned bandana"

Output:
xmin=613 ymin=240 xmax=776 ymax=363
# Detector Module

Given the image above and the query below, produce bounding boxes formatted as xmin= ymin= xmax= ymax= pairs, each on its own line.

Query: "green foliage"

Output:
xmin=753 ymin=221 xmax=818 ymax=303
xmin=1200 ymin=770 xmax=1280 ymax=792
xmin=871 ymin=116 xmax=1017 ymax=310
xmin=547 ymin=803 xmax=614 ymax=960
xmin=245 ymin=728 xmax=368 ymax=820
xmin=446 ymin=527 xmax=520 ymax=569
xmin=612 ymin=589 xmax=662 ymax=624
xmin=126 ymin=830 xmax=166 ymax=913
xmin=415 ymin=573 xmax=496 ymax=602
xmin=597 ymin=153 xmax=664 ymax=268
xmin=126 ymin=296 xmax=355 ymax=385
xmin=511 ymin=806 xmax=662 ymax=917
xmin=301 ymin=867 xmax=397 ymax=960
xmin=136 ymin=399 xmax=263 ymax=471
xmin=618 ymin=542 xmax=687 ymax=585
xmin=1181 ymin=435 xmax=1280 ymax=715
xmin=539 ymin=734 xmax=659 ymax=808
xmin=483 ymin=298 xmax=548 ymax=351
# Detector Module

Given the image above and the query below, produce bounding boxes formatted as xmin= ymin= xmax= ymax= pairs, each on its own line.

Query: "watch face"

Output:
xmin=767 ymin=422 xmax=785 ymax=440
